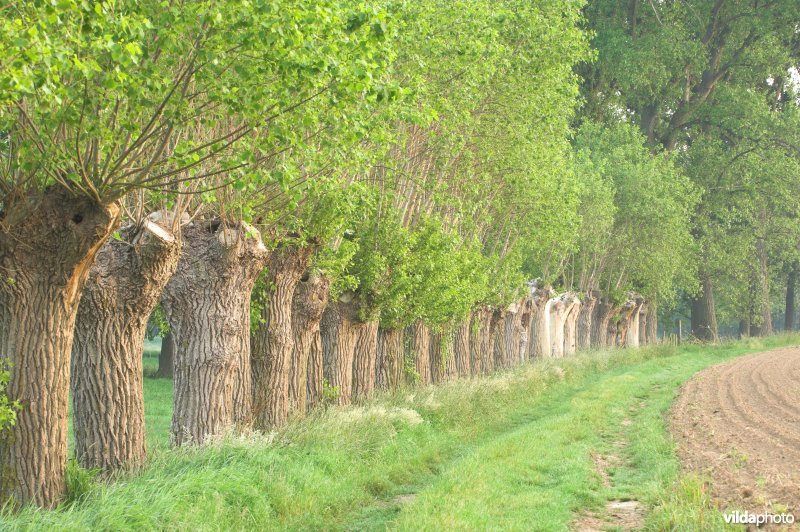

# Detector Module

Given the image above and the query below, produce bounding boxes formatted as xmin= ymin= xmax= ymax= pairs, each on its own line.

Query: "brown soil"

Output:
xmin=670 ymin=346 xmax=800 ymax=524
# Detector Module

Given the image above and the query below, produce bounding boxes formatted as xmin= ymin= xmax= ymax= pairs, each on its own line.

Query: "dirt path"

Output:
xmin=671 ymin=346 xmax=800 ymax=521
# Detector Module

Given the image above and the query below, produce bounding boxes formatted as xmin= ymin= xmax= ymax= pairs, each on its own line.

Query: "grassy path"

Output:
xmin=6 ymin=336 xmax=797 ymax=530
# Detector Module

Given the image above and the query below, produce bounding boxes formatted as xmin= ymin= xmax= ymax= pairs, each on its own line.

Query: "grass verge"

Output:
xmin=4 ymin=335 xmax=798 ymax=530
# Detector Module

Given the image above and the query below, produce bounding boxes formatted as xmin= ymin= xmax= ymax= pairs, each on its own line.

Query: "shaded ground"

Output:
xmin=671 ymin=346 xmax=800 ymax=525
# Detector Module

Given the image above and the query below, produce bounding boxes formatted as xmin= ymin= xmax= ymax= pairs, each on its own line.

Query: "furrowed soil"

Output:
xmin=671 ymin=347 xmax=800 ymax=525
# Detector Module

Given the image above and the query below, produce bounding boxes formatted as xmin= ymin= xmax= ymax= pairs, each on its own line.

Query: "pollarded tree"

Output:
xmin=0 ymin=0 xmax=393 ymax=507
xmin=568 ymin=121 xmax=698 ymax=344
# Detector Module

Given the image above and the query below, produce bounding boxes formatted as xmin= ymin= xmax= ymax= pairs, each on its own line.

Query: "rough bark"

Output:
xmin=0 ymin=186 xmax=120 ymax=508
xmin=562 ymin=294 xmax=581 ymax=355
xmin=71 ymin=219 xmax=179 ymax=474
xmin=468 ymin=310 xmax=488 ymax=377
xmin=376 ymin=328 xmax=405 ymax=390
xmin=251 ymin=245 xmax=313 ymax=429
xmin=613 ymin=299 xmax=637 ymax=347
xmin=306 ymin=330 xmax=324 ymax=409
xmin=547 ymin=295 xmax=572 ymax=358
xmin=429 ymin=330 xmax=449 ymax=383
xmin=409 ymin=320 xmax=432 ymax=385
xmin=576 ymin=292 xmax=598 ymax=351
xmin=645 ymin=303 xmax=658 ymax=344
xmin=754 ymin=235 xmax=773 ymax=336
xmin=452 ymin=319 xmax=471 ymax=378
xmin=637 ymin=301 xmax=649 ymax=346
xmin=786 ymin=264 xmax=797 ymax=331
xmin=321 ymin=296 xmax=360 ymax=405
xmin=288 ymin=274 xmax=329 ymax=416
xmin=625 ymin=296 xmax=645 ymax=347
xmin=690 ymin=272 xmax=719 ymax=342
xmin=156 ymin=331 xmax=175 ymax=379
xmin=352 ymin=320 xmax=379 ymax=401
xmin=491 ymin=309 xmax=507 ymax=369
xmin=503 ymin=303 xmax=525 ymax=366
xmin=162 ymin=220 xmax=268 ymax=446
xmin=517 ymin=299 xmax=533 ymax=364
xmin=527 ymin=282 xmax=554 ymax=358
xmin=590 ymin=296 xmax=619 ymax=349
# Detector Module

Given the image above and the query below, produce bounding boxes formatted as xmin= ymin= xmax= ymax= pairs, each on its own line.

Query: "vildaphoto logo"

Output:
xmin=723 ymin=510 xmax=795 ymax=525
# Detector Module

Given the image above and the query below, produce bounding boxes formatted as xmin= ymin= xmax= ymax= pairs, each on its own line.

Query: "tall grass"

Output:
xmin=3 ymin=335 xmax=797 ymax=530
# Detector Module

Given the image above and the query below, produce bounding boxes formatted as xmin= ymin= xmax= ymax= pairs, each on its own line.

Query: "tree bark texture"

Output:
xmin=156 ymin=331 xmax=175 ymax=379
xmin=162 ymin=221 xmax=268 ymax=446
xmin=251 ymin=245 xmax=313 ymax=429
xmin=527 ymin=283 xmax=554 ymax=358
xmin=645 ymin=303 xmax=658 ymax=344
xmin=690 ymin=272 xmax=719 ymax=342
xmin=576 ymin=292 xmax=598 ymax=351
xmin=613 ymin=299 xmax=637 ymax=347
xmin=376 ymin=327 xmax=405 ymax=390
xmin=562 ymin=294 xmax=581 ymax=356
xmin=786 ymin=264 xmax=797 ymax=331
xmin=0 ymin=186 xmax=120 ymax=508
xmin=351 ymin=320 xmax=379 ymax=400
xmin=321 ymin=296 xmax=361 ymax=405
xmin=452 ymin=319 xmax=471 ymax=378
xmin=288 ymin=273 xmax=329 ymax=416
xmin=637 ymin=301 xmax=649 ymax=346
xmin=409 ymin=320 xmax=432 ymax=385
xmin=491 ymin=309 xmax=506 ymax=369
xmin=590 ymin=297 xmax=619 ymax=349
xmin=71 ymin=219 xmax=179 ymax=474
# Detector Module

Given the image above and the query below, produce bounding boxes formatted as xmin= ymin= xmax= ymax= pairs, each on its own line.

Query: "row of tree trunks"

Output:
xmin=288 ymin=274 xmax=329 ymax=416
xmin=162 ymin=221 xmax=268 ymax=447
xmin=71 ymin=219 xmax=180 ymax=473
xmin=0 ymin=187 xmax=121 ymax=508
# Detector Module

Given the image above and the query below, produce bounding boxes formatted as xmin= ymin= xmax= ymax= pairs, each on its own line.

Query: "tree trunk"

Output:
xmin=469 ymin=307 xmax=491 ymax=377
xmin=590 ymin=297 xmax=618 ymax=349
xmin=576 ymin=291 xmax=598 ymax=351
xmin=645 ymin=303 xmax=658 ymax=344
xmin=690 ymin=272 xmax=719 ymax=342
xmin=637 ymin=301 xmax=649 ymax=346
xmin=754 ymin=236 xmax=773 ymax=336
xmin=251 ymin=245 xmax=313 ymax=429
xmin=452 ymin=319 xmax=471 ymax=378
xmin=352 ymin=320 xmax=379 ymax=400
xmin=162 ymin=221 xmax=268 ymax=446
xmin=156 ymin=331 xmax=175 ymax=379
xmin=491 ymin=309 xmax=507 ymax=369
xmin=71 ymin=219 xmax=179 ymax=474
xmin=376 ymin=328 xmax=405 ymax=390
xmin=0 ymin=186 xmax=120 ymax=508
xmin=614 ymin=300 xmax=637 ymax=347
xmin=786 ymin=264 xmax=797 ymax=331
xmin=548 ymin=295 xmax=569 ymax=358
xmin=306 ymin=331 xmax=325 ymax=409
xmin=625 ymin=296 xmax=644 ymax=347
xmin=517 ymin=299 xmax=532 ymax=363
xmin=288 ymin=273 xmax=329 ymax=416
xmin=409 ymin=320 xmax=432 ymax=385
xmin=527 ymin=283 xmax=554 ymax=358
xmin=429 ymin=330 xmax=447 ymax=383
xmin=321 ymin=297 xmax=360 ymax=405
xmin=563 ymin=294 xmax=581 ymax=355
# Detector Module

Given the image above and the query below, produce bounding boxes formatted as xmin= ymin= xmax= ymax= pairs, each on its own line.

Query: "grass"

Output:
xmin=5 ymin=334 xmax=798 ymax=530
